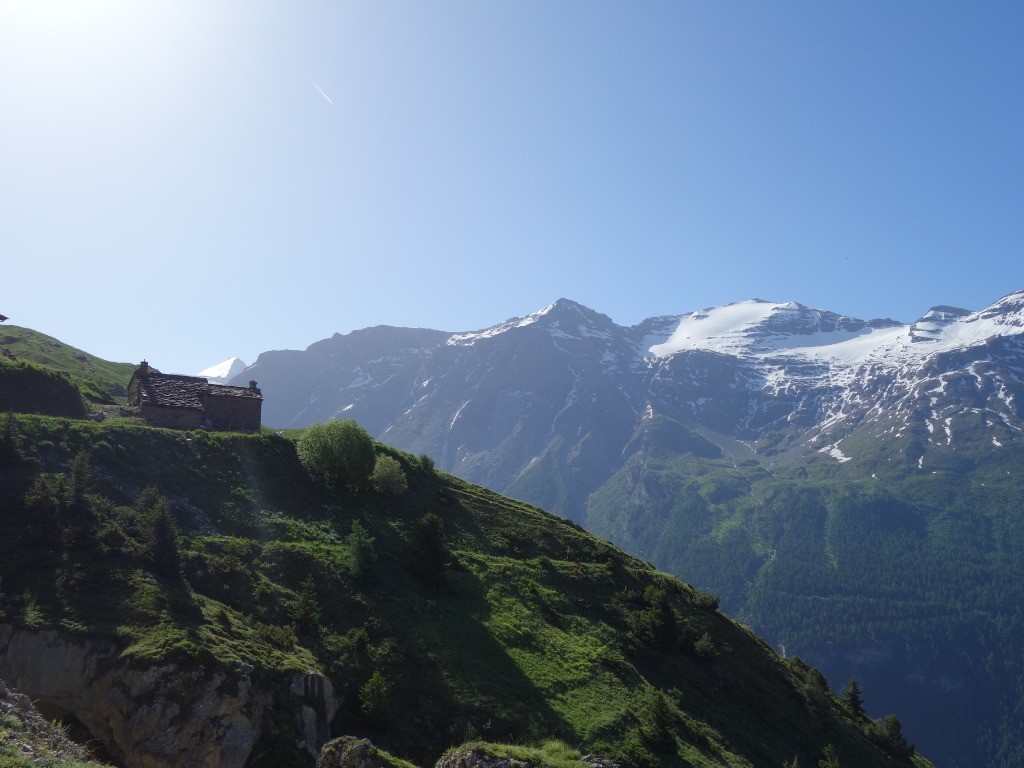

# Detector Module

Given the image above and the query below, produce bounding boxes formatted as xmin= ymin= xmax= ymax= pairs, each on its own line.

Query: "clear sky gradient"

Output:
xmin=3 ymin=1 xmax=1023 ymax=375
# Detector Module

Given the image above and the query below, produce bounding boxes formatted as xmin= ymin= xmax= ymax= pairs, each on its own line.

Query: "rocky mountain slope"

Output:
xmin=243 ymin=293 xmax=1024 ymax=519
xmin=236 ymin=291 xmax=1024 ymax=768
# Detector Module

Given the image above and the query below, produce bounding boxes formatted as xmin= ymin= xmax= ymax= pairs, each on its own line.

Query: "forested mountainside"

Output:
xmin=0 ymin=379 xmax=926 ymax=768
xmin=233 ymin=291 xmax=1024 ymax=767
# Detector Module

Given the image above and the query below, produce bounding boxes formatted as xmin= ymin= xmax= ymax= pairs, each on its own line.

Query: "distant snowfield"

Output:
xmin=647 ymin=292 xmax=1024 ymax=368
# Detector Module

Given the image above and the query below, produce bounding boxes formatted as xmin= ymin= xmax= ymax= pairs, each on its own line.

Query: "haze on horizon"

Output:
xmin=3 ymin=1 xmax=1023 ymax=375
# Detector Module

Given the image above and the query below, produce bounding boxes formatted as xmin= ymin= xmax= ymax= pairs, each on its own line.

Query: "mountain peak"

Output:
xmin=447 ymin=299 xmax=613 ymax=347
xmin=197 ymin=357 xmax=248 ymax=385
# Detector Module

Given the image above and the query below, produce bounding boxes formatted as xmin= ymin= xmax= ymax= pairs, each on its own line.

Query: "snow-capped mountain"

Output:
xmin=197 ymin=357 xmax=248 ymax=385
xmin=246 ymin=291 xmax=1024 ymax=519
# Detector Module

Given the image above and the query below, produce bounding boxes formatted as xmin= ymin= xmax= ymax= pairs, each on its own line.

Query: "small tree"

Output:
xmin=842 ymin=676 xmax=866 ymax=719
xmin=694 ymin=631 xmax=719 ymax=660
xmin=345 ymin=521 xmax=376 ymax=578
xmin=371 ymin=455 xmax=408 ymax=497
xmin=418 ymin=454 xmax=435 ymax=474
xmin=359 ymin=670 xmax=390 ymax=722
xmin=290 ymin=576 xmax=322 ymax=634
xmin=873 ymin=715 xmax=915 ymax=758
xmin=0 ymin=412 xmax=23 ymax=464
xmin=296 ymin=419 xmax=375 ymax=490
xmin=65 ymin=449 xmax=93 ymax=514
xmin=23 ymin=475 xmax=61 ymax=543
xmin=638 ymin=688 xmax=677 ymax=751
xmin=409 ymin=512 xmax=449 ymax=585
xmin=630 ymin=582 xmax=678 ymax=651
xmin=149 ymin=499 xmax=183 ymax=581
xmin=818 ymin=745 xmax=840 ymax=768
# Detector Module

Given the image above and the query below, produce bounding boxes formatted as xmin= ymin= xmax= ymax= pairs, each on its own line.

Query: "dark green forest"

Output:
xmin=586 ymin=416 xmax=1024 ymax=768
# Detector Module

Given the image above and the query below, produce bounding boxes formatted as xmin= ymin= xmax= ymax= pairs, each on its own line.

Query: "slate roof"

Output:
xmin=205 ymin=384 xmax=262 ymax=399
xmin=137 ymin=372 xmax=261 ymax=408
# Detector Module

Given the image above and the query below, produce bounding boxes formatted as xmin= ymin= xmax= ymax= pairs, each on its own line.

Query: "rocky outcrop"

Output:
xmin=0 ymin=625 xmax=339 ymax=768
xmin=316 ymin=736 xmax=408 ymax=768
xmin=435 ymin=747 xmax=532 ymax=768
xmin=0 ymin=676 xmax=108 ymax=766
xmin=435 ymin=746 xmax=620 ymax=768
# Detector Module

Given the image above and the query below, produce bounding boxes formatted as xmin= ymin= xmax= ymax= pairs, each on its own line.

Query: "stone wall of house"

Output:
xmin=202 ymin=396 xmax=262 ymax=432
xmin=140 ymin=404 xmax=204 ymax=431
xmin=126 ymin=378 xmax=142 ymax=406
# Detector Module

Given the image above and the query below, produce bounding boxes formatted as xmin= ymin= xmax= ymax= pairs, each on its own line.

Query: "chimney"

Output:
xmin=139 ymin=360 xmax=150 ymax=376
xmin=249 ymin=380 xmax=261 ymax=395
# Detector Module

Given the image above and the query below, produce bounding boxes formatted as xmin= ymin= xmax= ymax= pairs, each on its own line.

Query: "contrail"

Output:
xmin=311 ymin=79 xmax=333 ymax=105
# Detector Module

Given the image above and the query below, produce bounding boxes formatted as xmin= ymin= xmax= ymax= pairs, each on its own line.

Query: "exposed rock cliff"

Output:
xmin=0 ymin=625 xmax=339 ymax=768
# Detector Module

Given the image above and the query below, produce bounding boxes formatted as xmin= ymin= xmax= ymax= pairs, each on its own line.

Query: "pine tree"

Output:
xmin=842 ymin=676 xmax=866 ymax=719
xmin=638 ymin=688 xmax=677 ymax=751
xmin=149 ymin=500 xmax=182 ymax=581
xmin=0 ymin=412 xmax=23 ymax=464
xmin=409 ymin=512 xmax=449 ymax=585
xmin=818 ymin=745 xmax=841 ymax=768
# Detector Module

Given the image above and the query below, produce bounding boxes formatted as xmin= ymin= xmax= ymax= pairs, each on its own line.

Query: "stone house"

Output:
xmin=127 ymin=361 xmax=263 ymax=432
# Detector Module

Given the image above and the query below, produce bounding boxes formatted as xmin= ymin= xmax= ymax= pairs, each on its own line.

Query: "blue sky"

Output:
xmin=3 ymin=1 xmax=1023 ymax=375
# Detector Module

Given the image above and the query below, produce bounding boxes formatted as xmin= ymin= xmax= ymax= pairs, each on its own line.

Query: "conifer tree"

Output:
xmin=149 ymin=499 xmax=182 ymax=581
xmin=842 ymin=676 xmax=866 ymax=719
xmin=638 ymin=688 xmax=677 ymax=751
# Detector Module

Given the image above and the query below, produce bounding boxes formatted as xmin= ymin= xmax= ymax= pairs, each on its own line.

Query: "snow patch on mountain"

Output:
xmin=447 ymin=302 xmax=562 ymax=346
xmin=197 ymin=357 xmax=248 ymax=384
xmin=447 ymin=299 xmax=618 ymax=347
xmin=648 ymin=292 xmax=1024 ymax=370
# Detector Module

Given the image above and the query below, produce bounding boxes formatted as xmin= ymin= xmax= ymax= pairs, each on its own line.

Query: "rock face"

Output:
xmin=0 ymin=625 xmax=339 ymax=768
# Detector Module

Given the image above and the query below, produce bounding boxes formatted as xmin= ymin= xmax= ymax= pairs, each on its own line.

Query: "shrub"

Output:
xmin=345 ymin=521 xmax=376 ymax=578
xmin=372 ymin=455 xmax=408 ymax=497
xmin=419 ymin=454 xmax=435 ymax=474
xmin=694 ymin=632 xmax=719 ymax=660
xmin=693 ymin=590 xmax=719 ymax=611
xmin=408 ymin=512 xmax=449 ymax=585
xmin=871 ymin=715 xmax=915 ymax=758
xmin=360 ymin=670 xmax=390 ymax=722
xmin=296 ymin=419 xmax=375 ymax=490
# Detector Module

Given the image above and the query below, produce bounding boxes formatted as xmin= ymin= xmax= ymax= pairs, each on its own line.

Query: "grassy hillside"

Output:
xmin=0 ymin=357 xmax=89 ymax=418
xmin=0 ymin=412 xmax=929 ymax=768
xmin=0 ymin=326 xmax=134 ymax=403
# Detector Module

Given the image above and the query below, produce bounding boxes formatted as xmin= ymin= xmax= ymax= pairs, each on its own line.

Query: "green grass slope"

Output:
xmin=0 ymin=413 xmax=928 ymax=768
xmin=0 ymin=326 xmax=134 ymax=403
xmin=0 ymin=358 xmax=88 ymax=418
